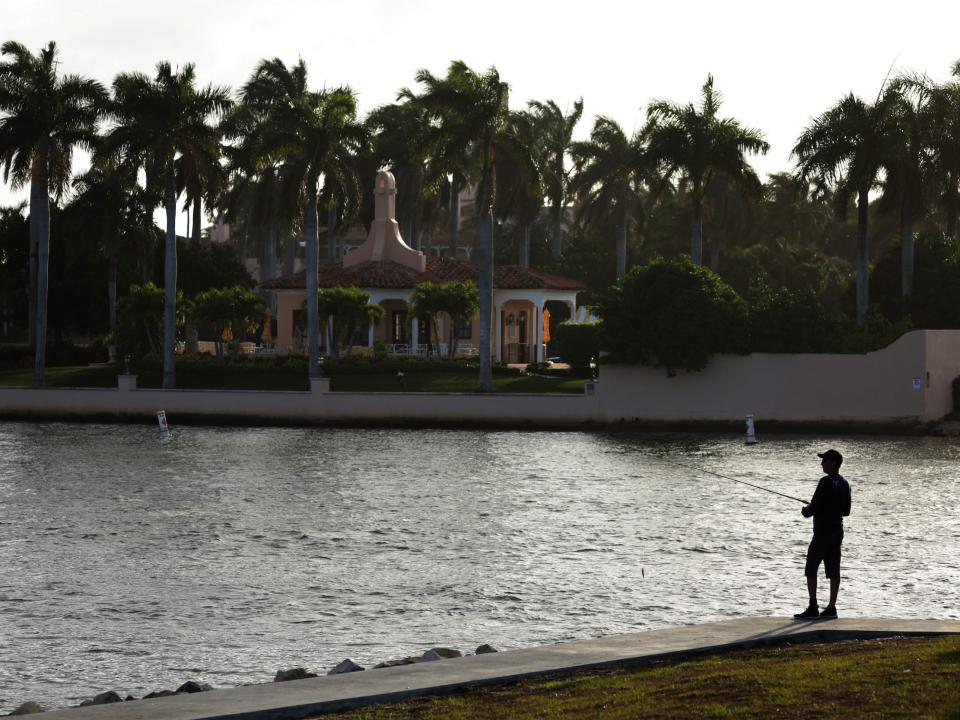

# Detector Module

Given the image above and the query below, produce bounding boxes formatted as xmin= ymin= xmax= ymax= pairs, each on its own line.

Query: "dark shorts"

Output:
xmin=805 ymin=530 xmax=843 ymax=578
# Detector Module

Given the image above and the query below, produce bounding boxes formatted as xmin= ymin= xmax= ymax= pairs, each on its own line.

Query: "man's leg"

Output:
xmin=807 ymin=575 xmax=818 ymax=605
xmin=828 ymin=576 xmax=840 ymax=607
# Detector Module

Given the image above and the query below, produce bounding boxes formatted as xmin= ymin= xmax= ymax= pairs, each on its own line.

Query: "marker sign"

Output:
xmin=157 ymin=410 xmax=171 ymax=439
xmin=911 ymin=377 xmax=922 ymax=390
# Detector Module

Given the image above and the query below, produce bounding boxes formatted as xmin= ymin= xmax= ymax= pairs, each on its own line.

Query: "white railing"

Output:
xmin=386 ymin=342 xmax=479 ymax=357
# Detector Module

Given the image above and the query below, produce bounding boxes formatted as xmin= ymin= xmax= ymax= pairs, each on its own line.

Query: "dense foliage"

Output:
xmin=554 ymin=322 xmax=601 ymax=368
xmin=597 ymin=258 xmax=748 ymax=371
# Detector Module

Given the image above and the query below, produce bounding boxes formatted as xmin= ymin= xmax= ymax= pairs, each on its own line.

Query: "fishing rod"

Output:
xmin=666 ymin=459 xmax=810 ymax=505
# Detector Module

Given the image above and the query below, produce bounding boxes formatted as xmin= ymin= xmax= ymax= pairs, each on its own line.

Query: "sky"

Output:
xmin=3 ymin=0 xmax=960 ymax=233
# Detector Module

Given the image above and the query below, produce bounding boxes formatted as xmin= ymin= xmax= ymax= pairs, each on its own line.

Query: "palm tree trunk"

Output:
xmin=520 ymin=224 xmax=531 ymax=267
xmin=162 ymin=164 xmax=178 ymax=389
xmin=283 ymin=230 xmax=295 ymax=277
xmin=448 ymin=175 xmax=460 ymax=258
xmin=31 ymin=159 xmax=50 ymax=388
xmin=551 ymin=202 xmax=562 ymax=260
xmin=477 ymin=167 xmax=494 ymax=393
xmin=27 ymin=179 xmax=39 ymax=350
xmin=855 ymin=189 xmax=870 ymax=327
xmin=690 ymin=196 xmax=703 ymax=265
xmin=616 ymin=222 xmax=627 ymax=279
xmin=946 ymin=171 xmax=959 ymax=239
xmin=305 ymin=185 xmax=320 ymax=378
xmin=327 ymin=198 xmax=337 ymax=263
xmin=192 ymin=197 xmax=201 ymax=243
xmin=108 ymin=254 xmax=118 ymax=335
xmin=709 ymin=243 xmax=721 ymax=273
xmin=410 ymin=204 xmax=419 ymax=251
xmin=900 ymin=209 xmax=914 ymax=298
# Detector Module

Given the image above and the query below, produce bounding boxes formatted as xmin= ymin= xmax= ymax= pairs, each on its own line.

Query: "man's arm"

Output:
xmin=842 ymin=481 xmax=851 ymax=517
xmin=802 ymin=478 xmax=826 ymax=517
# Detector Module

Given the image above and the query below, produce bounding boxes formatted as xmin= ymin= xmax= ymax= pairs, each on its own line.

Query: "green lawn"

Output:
xmin=0 ymin=366 xmax=585 ymax=394
xmin=330 ymin=373 xmax=584 ymax=394
xmin=329 ymin=636 xmax=960 ymax=720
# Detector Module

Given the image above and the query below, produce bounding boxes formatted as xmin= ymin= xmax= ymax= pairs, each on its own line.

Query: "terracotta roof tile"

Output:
xmin=261 ymin=258 xmax=585 ymax=291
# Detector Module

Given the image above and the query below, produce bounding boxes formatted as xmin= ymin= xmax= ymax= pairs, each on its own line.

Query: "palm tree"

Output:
xmin=71 ymin=159 xmax=141 ymax=344
xmin=899 ymin=64 xmax=960 ymax=239
xmin=104 ymin=61 xmax=231 ymax=388
xmin=571 ymin=116 xmax=649 ymax=278
xmin=414 ymin=61 xmax=516 ymax=392
xmin=793 ymin=87 xmax=901 ymax=325
xmin=528 ymin=98 xmax=583 ymax=260
xmin=880 ymin=83 xmax=934 ymax=297
xmin=0 ymin=41 xmax=106 ymax=386
xmin=239 ymin=57 xmax=365 ymax=379
xmin=495 ymin=109 xmax=544 ymax=267
xmin=646 ymin=75 xmax=769 ymax=266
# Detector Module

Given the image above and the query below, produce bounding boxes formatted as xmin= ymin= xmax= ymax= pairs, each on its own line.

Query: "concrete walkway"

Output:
xmin=37 ymin=617 xmax=960 ymax=720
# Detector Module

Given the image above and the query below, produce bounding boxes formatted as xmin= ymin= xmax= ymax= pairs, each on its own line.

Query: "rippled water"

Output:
xmin=0 ymin=422 xmax=958 ymax=710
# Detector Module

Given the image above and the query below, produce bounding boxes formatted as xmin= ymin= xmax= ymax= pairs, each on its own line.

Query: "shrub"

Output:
xmin=597 ymin=257 xmax=748 ymax=371
xmin=554 ymin=322 xmax=601 ymax=367
xmin=748 ymin=286 xmax=834 ymax=353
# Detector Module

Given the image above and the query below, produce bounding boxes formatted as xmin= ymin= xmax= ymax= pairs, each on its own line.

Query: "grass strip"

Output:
xmin=0 ymin=367 xmax=584 ymax=394
xmin=329 ymin=636 xmax=960 ymax=720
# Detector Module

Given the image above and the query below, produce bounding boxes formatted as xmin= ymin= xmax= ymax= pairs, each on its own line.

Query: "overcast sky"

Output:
xmin=3 ymin=0 xmax=960 ymax=231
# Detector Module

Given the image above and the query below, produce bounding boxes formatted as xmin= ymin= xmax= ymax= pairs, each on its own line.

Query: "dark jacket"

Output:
xmin=802 ymin=473 xmax=851 ymax=534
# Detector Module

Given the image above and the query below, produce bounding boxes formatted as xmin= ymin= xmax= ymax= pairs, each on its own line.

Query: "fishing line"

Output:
xmin=664 ymin=458 xmax=810 ymax=505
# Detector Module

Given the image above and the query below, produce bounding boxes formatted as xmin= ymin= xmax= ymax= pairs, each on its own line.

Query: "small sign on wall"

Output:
xmin=911 ymin=377 xmax=922 ymax=390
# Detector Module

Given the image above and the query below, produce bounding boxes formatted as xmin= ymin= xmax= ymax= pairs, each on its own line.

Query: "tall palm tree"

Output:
xmin=495 ymin=109 xmax=544 ymax=267
xmin=414 ymin=61 xmax=515 ymax=393
xmin=368 ymin=97 xmax=437 ymax=251
xmin=899 ymin=64 xmax=960 ymax=239
xmin=881 ymin=83 xmax=934 ymax=297
xmin=104 ymin=61 xmax=230 ymax=388
xmin=0 ymin=41 xmax=107 ymax=386
xmin=528 ymin=98 xmax=583 ymax=260
xmin=646 ymin=75 xmax=769 ymax=266
xmin=793 ymin=87 xmax=901 ymax=325
xmin=571 ymin=116 xmax=650 ymax=278
xmin=71 ymin=159 xmax=141 ymax=342
xmin=239 ymin=57 xmax=365 ymax=379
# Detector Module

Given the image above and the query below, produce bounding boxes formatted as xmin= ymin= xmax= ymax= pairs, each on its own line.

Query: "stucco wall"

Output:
xmin=2 ymin=330 xmax=957 ymax=427
xmin=596 ymin=330 xmax=960 ymax=424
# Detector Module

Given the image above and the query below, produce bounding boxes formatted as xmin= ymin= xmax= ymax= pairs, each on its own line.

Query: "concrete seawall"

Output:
xmin=1 ymin=330 xmax=958 ymax=429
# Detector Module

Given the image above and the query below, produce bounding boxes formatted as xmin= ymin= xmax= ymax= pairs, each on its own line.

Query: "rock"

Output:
xmin=422 ymin=647 xmax=462 ymax=661
xmin=475 ymin=643 xmax=499 ymax=655
xmin=8 ymin=702 xmax=44 ymax=715
xmin=143 ymin=690 xmax=176 ymax=699
xmin=124 ymin=696 xmax=137 ymax=702
xmin=273 ymin=668 xmax=318 ymax=682
xmin=327 ymin=659 xmax=364 ymax=675
xmin=79 ymin=691 xmax=123 ymax=707
xmin=372 ymin=657 xmax=417 ymax=669
xmin=176 ymin=681 xmax=212 ymax=694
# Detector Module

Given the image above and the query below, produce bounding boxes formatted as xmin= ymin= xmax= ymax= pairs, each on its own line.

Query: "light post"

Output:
xmin=589 ymin=357 xmax=598 ymax=381
xmin=397 ymin=370 xmax=405 ymax=392
xmin=123 ymin=355 xmax=132 ymax=376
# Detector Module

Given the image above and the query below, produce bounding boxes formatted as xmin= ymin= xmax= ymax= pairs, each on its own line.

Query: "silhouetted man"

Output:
xmin=794 ymin=449 xmax=851 ymax=619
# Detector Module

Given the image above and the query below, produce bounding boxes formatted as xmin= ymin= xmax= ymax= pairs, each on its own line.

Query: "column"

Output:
xmin=326 ymin=317 xmax=334 ymax=354
xmin=368 ymin=322 xmax=375 ymax=347
xmin=410 ymin=317 xmax=419 ymax=355
xmin=494 ymin=304 xmax=503 ymax=362
xmin=533 ymin=303 xmax=541 ymax=363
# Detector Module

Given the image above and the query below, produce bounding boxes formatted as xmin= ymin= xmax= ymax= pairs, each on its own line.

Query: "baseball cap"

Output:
xmin=817 ymin=449 xmax=843 ymax=464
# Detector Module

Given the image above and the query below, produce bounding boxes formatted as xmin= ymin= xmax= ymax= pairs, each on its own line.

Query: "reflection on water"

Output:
xmin=0 ymin=422 xmax=958 ymax=710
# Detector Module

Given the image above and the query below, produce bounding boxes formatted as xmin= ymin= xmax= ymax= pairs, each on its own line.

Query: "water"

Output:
xmin=0 ymin=422 xmax=958 ymax=711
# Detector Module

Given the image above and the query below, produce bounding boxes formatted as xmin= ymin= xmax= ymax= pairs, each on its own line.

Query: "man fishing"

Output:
xmin=794 ymin=449 xmax=852 ymax=619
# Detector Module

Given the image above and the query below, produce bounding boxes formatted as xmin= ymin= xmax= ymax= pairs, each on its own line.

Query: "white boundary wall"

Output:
xmin=1 ymin=330 xmax=957 ymax=427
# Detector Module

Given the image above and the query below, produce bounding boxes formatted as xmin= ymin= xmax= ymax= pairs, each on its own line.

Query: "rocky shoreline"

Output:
xmin=6 ymin=644 xmax=499 ymax=716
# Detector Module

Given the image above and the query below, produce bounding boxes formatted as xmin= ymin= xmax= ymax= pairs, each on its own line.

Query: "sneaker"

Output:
xmin=793 ymin=604 xmax=820 ymax=619
xmin=819 ymin=605 xmax=838 ymax=619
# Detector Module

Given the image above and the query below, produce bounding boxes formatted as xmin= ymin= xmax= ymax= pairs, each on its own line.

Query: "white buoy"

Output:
xmin=157 ymin=410 xmax=171 ymax=439
xmin=745 ymin=414 xmax=758 ymax=445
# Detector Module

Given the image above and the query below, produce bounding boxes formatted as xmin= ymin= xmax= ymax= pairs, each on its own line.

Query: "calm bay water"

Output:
xmin=0 ymin=422 xmax=958 ymax=710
